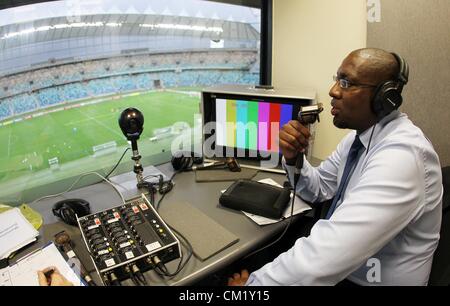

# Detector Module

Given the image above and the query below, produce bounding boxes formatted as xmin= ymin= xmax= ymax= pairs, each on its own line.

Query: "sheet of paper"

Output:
xmin=0 ymin=208 xmax=39 ymax=259
xmin=0 ymin=243 xmax=83 ymax=286
xmin=221 ymin=178 xmax=312 ymax=226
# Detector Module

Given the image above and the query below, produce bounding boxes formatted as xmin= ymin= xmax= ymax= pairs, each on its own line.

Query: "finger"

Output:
xmin=241 ymin=269 xmax=249 ymax=280
xmin=52 ymin=270 xmax=63 ymax=278
xmin=280 ymin=139 xmax=306 ymax=157
xmin=52 ymin=267 xmax=61 ymax=274
xmin=279 ymin=137 xmax=298 ymax=151
xmin=282 ymin=122 xmax=310 ymax=147
xmin=37 ymin=271 xmax=48 ymax=286
xmin=233 ymin=273 xmax=241 ymax=280
xmin=288 ymin=120 xmax=311 ymax=138
xmin=227 ymin=277 xmax=234 ymax=286
xmin=50 ymin=273 xmax=65 ymax=286
xmin=42 ymin=266 xmax=56 ymax=274
xmin=280 ymin=131 xmax=309 ymax=151
xmin=280 ymin=130 xmax=302 ymax=150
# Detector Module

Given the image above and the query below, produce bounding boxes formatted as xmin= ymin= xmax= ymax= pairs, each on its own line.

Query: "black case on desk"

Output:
xmin=219 ymin=180 xmax=291 ymax=219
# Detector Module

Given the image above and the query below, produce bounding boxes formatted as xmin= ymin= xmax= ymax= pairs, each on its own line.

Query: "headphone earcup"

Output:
xmin=68 ymin=200 xmax=90 ymax=217
xmin=60 ymin=205 xmax=77 ymax=226
xmin=53 ymin=199 xmax=90 ymax=226
xmin=171 ymin=155 xmax=183 ymax=171
xmin=180 ymin=156 xmax=193 ymax=171
xmin=171 ymin=154 xmax=194 ymax=171
xmin=372 ymin=81 xmax=403 ymax=119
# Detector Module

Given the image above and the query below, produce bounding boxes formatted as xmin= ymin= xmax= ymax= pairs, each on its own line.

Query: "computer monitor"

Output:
xmin=201 ymin=85 xmax=315 ymax=164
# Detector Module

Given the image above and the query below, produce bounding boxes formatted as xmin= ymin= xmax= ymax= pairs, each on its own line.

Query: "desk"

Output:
xmin=17 ymin=162 xmax=314 ymax=286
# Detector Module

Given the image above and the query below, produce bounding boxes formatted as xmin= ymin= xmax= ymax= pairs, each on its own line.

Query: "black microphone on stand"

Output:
xmin=118 ymin=108 xmax=146 ymax=189
xmin=293 ymin=104 xmax=323 ymax=187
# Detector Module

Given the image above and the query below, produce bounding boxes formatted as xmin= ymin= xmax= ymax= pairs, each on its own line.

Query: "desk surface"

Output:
xmin=22 ymin=163 xmax=312 ymax=286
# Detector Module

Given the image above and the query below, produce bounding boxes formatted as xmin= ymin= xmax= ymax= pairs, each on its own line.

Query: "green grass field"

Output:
xmin=0 ymin=90 xmax=200 ymax=193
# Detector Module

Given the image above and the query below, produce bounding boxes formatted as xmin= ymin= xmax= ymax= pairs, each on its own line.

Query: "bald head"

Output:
xmin=347 ymin=48 xmax=399 ymax=85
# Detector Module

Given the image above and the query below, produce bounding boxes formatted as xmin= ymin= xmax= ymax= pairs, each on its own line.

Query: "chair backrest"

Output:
xmin=428 ymin=166 xmax=450 ymax=286
xmin=442 ymin=166 xmax=450 ymax=212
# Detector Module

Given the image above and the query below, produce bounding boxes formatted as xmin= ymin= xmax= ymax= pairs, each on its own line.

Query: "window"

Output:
xmin=0 ymin=0 xmax=270 ymax=204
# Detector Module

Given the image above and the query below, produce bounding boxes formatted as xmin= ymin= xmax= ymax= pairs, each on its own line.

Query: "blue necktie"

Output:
xmin=325 ymin=135 xmax=363 ymax=219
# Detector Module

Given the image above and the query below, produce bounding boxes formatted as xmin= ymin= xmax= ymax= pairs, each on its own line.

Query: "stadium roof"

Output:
xmin=0 ymin=0 xmax=261 ymax=27
xmin=0 ymin=0 xmax=262 ymax=11
xmin=0 ymin=14 xmax=259 ymax=51
xmin=0 ymin=0 xmax=260 ymax=50
xmin=0 ymin=15 xmax=260 ymax=50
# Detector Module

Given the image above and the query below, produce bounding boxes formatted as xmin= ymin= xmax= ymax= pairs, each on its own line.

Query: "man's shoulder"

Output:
xmin=380 ymin=113 xmax=432 ymax=149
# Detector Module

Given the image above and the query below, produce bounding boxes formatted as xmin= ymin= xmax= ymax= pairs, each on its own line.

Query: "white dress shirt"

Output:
xmin=246 ymin=111 xmax=443 ymax=286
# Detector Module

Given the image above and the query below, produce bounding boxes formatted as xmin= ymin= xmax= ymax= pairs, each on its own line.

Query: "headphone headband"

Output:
xmin=391 ymin=52 xmax=409 ymax=87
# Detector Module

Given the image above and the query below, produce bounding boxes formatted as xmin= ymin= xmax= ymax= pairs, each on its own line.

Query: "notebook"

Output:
xmin=0 ymin=243 xmax=84 ymax=286
xmin=0 ymin=208 xmax=39 ymax=260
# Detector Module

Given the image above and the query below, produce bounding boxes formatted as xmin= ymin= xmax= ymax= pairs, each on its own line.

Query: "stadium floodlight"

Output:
xmin=118 ymin=107 xmax=146 ymax=189
xmin=1 ymin=22 xmax=115 ymax=40
xmin=139 ymin=23 xmax=223 ymax=34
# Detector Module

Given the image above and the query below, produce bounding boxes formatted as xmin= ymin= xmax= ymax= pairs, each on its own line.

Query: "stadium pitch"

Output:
xmin=0 ymin=89 xmax=200 ymax=193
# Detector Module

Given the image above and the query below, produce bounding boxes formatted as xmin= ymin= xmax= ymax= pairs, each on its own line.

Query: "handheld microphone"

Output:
xmin=54 ymin=231 xmax=97 ymax=286
xmin=294 ymin=104 xmax=323 ymax=186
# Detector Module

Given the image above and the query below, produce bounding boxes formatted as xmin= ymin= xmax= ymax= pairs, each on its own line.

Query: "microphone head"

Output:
xmin=54 ymin=231 xmax=71 ymax=247
xmin=118 ymin=108 xmax=144 ymax=140
xmin=298 ymin=103 xmax=323 ymax=124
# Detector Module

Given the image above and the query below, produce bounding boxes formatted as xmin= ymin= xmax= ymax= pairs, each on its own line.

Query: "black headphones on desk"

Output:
xmin=171 ymin=151 xmax=203 ymax=171
xmin=371 ymin=52 xmax=409 ymax=119
xmin=52 ymin=198 xmax=91 ymax=226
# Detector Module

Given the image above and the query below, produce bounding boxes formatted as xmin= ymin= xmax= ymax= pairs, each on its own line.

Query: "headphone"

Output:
xmin=171 ymin=151 xmax=203 ymax=171
xmin=371 ymin=52 xmax=409 ymax=120
xmin=52 ymin=198 xmax=91 ymax=226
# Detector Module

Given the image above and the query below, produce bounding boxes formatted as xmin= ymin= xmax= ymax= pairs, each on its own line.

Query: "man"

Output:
xmin=229 ymin=48 xmax=443 ymax=286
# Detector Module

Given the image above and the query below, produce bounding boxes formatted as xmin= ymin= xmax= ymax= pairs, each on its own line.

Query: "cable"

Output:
xmin=165 ymin=225 xmax=194 ymax=277
xmin=131 ymin=264 xmax=148 ymax=285
xmin=153 ymin=225 xmax=194 ymax=278
xmin=142 ymin=174 xmax=163 ymax=181
xmin=365 ymin=124 xmax=377 ymax=156
xmin=104 ymin=147 xmax=130 ymax=179
xmin=242 ymin=184 xmax=296 ymax=260
xmin=31 ymin=171 xmax=125 ymax=206
xmin=155 ymin=171 xmax=178 ymax=211
xmin=142 ymin=170 xmax=193 ymax=277
xmin=128 ymin=270 xmax=140 ymax=286
xmin=149 ymin=221 xmax=194 ymax=278
xmin=109 ymin=272 xmax=121 ymax=286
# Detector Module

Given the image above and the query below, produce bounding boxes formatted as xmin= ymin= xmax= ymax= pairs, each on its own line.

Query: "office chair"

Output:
xmin=428 ymin=166 xmax=450 ymax=286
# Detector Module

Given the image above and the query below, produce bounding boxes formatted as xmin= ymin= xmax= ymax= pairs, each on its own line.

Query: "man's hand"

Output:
xmin=279 ymin=120 xmax=311 ymax=164
xmin=228 ymin=269 xmax=249 ymax=286
xmin=38 ymin=267 xmax=73 ymax=286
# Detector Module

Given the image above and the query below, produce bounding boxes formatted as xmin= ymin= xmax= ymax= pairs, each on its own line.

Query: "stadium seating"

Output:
xmin=0 ymin=100 xmax=12 ymax=120
xmin=0 ymin=50 xmax=259 ymax=120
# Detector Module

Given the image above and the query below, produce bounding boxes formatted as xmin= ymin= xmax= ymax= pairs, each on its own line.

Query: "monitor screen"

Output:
xmin=202 ymin=90 xmax=312 ymax=161
xmin=215 ymin=97 xmax=294 ymax=153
